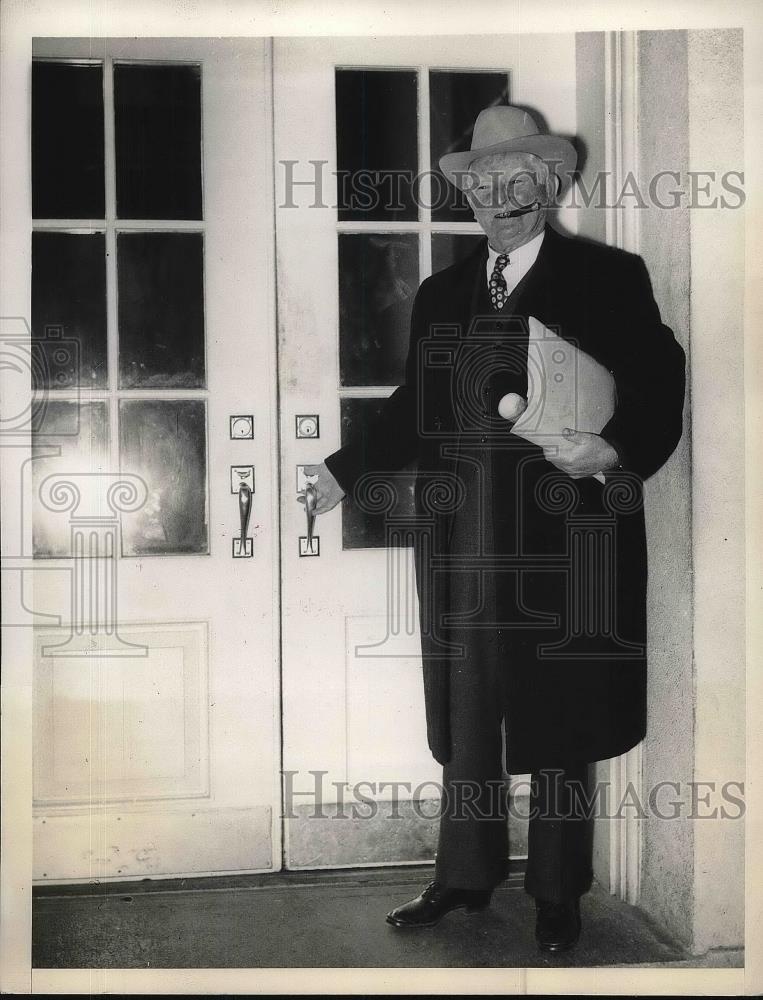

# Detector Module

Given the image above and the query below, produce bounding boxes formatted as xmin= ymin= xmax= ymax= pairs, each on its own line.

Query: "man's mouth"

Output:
xmin=494 ymin=203 xmax=539 ymax=220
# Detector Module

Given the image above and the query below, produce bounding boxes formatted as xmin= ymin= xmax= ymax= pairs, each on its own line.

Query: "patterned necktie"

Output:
xmin=489 ymin=252 xmax=511 ymax=310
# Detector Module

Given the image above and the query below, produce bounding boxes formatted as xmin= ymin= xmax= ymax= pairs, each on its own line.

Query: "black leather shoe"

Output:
xmin=534 ymin=897 xmax=582 ymax=952
xmin=386 ymin=880 xmax=492 ymax=928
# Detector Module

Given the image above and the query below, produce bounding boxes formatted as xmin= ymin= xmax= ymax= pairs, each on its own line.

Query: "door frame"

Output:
xmin=601 ymin=30 xmax=642 ymax=905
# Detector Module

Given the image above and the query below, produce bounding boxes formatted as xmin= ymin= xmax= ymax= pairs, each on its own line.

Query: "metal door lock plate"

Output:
xmin=299 ymin=536 xmax=319 ymax=557
xmin=233 ymin=538 xmax=253 ymax=558
xmin=296 ymin=465 xmax=318 ymax=493
xmin=231 ymin=466 xmax=255 ymax=494
xmin=295 ymin=414 xmax=320 ymax=439
xmin=230 ymin=415 xmax=254 ymax=439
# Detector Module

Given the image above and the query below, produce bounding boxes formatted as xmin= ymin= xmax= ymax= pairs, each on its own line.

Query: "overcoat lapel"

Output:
xmin=431 ymin=241 xmax=488 ymax=494
xmin=509 ymin=223 xmax=562 ymax=325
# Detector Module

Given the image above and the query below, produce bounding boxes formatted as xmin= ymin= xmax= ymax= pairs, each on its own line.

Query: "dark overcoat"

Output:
xmin=326 ymin=224 xmax=686 ymax=772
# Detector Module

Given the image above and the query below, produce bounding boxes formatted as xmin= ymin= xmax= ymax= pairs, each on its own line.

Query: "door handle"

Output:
xmin=300 ymin=481 xmax=320 ymax=557
xmin=305 ymin=482 xmax=317 ymax=546
xmin=233 ymin=482 xmax=253 ymax=557
xmin=239 ymin=482 xmax=252 ymax=541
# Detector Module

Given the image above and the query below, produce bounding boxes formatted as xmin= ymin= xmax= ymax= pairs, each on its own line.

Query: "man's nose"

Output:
xmin=491 ymin=181 xmax=511 ymax=210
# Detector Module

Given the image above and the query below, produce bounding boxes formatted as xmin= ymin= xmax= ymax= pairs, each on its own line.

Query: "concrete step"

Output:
xmin=32 ymin=865 xmax=715 ymax=969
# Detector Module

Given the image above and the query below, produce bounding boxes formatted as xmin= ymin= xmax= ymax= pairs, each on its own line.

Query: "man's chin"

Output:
xmin=489 ymin=217 xmax=542 ymax=251
xmin=490 ymin=225 xmax=529 ymax=251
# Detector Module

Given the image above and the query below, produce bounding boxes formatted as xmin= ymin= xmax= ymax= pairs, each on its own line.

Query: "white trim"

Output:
xmin=103 ymin=54 xmax=119 ymax=474
xmin=263 ymin=36 xmax=284 ymax=875
xmin=418 ymin=64 xmax=433 ymax=283
xmin=604 ymin=30 xmax=641 ymax=255
xmin=603 ymin=28 xmax=643 ymax=907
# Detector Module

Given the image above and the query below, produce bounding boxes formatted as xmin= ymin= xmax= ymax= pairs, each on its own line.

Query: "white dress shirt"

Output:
xmin=486 ymin=228 xmax=545 ymax=296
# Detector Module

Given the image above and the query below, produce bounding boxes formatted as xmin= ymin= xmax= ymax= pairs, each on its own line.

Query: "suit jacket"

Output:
xmin=326 ymin=224 xmax=686 ymax=770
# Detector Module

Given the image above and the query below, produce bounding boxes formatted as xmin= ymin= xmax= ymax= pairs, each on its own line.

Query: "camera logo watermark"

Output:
xmin=1 ymin=316 xmax=149 ymax=656
xmin=351 ymin=313 xmax=644 ymax=662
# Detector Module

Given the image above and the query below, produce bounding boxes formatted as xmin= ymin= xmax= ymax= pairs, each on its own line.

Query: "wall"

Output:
xmin=576 ymin=28 xmax=746 ymax=954
xmin=636 ymin=28 xmax=696 ymax=949
xmin=686 ymin=26 xmax=745 ymax=953
xmin=638 ymin=26 xmax=746 ymax=954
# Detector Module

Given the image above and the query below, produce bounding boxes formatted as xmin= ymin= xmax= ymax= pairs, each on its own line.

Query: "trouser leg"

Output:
xmin=523 ymin=764 xmax=594 ymax=902
xmin=433 ymin=661 xmax=509 ymax=890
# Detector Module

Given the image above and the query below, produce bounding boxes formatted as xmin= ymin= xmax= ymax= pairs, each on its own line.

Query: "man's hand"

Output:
xmin=543 ymin=428 xmax=620 ymax=479
xmin=298 ymin=462 xmax=346 ymax=514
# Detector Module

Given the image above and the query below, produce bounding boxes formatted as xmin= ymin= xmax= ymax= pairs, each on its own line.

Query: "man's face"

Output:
xmin=464 ymin=151 xmax=553 ymax=253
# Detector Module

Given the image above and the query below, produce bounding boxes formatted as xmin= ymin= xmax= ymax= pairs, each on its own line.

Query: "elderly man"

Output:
xmin=303 ymin=107 xmax=685 ymax=951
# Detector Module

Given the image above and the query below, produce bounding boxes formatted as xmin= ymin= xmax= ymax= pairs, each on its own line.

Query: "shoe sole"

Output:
xmin=538 ymin=941 xmax=577 ymax=955
xmin=535 ymin=935 xmax=581 ymax=953
xmin=386 ymin=903 xmax=490 ymax=929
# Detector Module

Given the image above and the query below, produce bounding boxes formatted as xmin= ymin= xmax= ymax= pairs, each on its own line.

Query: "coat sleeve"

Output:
xmin=597 ymin=255 xmax=686 ymax=481
xmin=323 ymin=282 xmax=427 ymax=496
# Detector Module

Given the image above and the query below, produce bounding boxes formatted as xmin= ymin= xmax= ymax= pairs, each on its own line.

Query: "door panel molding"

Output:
xmin=33 ymin=620 xmax=209 ymax=806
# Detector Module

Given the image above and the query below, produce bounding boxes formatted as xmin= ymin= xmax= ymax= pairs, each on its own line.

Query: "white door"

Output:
xmin=30 ymin=38 xmax=281 ymax=882
xmin=274 ymin=34 xmax=581 ymax=868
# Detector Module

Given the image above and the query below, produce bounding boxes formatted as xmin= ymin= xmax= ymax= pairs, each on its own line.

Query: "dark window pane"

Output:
xmin=119 ymin=400 xmax=208 ymax=555
xmin=115 ymin=63 xmax=202 ymax=220
xmin=32 ymin=61 xmax=105 ymax=219
xmin=429 ymin=71 xmax=509 ymax=223
xmin=340 ymin=397 xmax=415 ymax=549
xmin=431 ymin=233 xmax=485 ymax=275
xmin=339 ymin=233 xmax=418 ymax=386
xmin=117 ymin=232 xmax=205 ymax=388
xmin=32 ymin=231 xmax=107 ymax=388
xmin=32 ymin=401 xmax=109 ymax=557
xmin=336 ymin=70 xmax=418 ymax=222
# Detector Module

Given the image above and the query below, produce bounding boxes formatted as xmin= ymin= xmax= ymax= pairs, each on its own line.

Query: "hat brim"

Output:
xmin=439 ymin=134 xmax=577 ymax=192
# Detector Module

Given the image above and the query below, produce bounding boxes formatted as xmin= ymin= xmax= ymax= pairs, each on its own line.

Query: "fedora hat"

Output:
xmin=439 ymin=106 xmax=577 ymax=191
